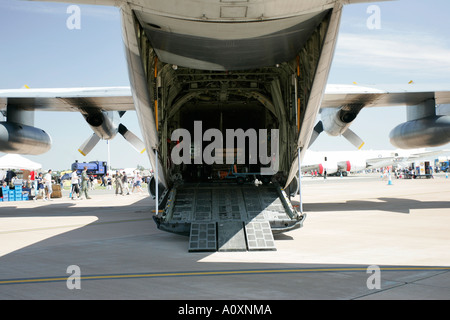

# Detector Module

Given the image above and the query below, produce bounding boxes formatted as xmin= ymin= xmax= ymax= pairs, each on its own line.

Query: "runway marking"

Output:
xmin=0 ymin=218 xmax=153 ymax=235
xmin=1 ymin=267 xmax=449 ymax=285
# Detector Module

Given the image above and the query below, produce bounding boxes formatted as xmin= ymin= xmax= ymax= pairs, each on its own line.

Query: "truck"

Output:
xmin=435 ymin=158 xmax=449 ymax=172
xmin=411 ymin=161 xmax=433 ymax=179
xmin=71 ymin=160 xmax=107 ymax=177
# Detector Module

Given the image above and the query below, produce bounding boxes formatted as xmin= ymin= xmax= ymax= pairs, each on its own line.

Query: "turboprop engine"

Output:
xmin=321 ymin=104 xmax=362 ymax=136
xmin=389 ymin=115 xmax=450 ymax=149
xmin=389 ymin=100 xmax=450 ymax=149
xmin=309 ymin=104 xmax=365 ymax=149
xmin=78 ymin=110 xmax=146 ymax=156
xmin=83 ymin=110 xmax=119 ymax=140
xmin=0 ymin=106 xmax=51 ymax=155
xmin=0 ymin=122 xmax=51 ymax=155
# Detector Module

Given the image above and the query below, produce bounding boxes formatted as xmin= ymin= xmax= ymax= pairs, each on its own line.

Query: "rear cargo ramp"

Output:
xmin=155 ymin=183 xmax=305 ymax=252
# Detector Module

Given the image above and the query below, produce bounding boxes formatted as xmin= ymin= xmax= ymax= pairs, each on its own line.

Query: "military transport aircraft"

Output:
xmin=1 ymin=0 xmax=450 ymax=251
xmin=301 ymin=148 xmax=450 ymax=176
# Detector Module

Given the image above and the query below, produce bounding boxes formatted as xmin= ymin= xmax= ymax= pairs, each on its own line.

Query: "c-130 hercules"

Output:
xmin=1 ymin=0 xmax=450 ymax=251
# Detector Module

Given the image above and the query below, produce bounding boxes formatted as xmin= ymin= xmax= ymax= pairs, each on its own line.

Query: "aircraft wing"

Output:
xmin=366 ymin=149 xmax=450 ymax=169
xmin=322 ymin=85 xmax=450 ymax=108
xmin=0 ymin=86 xmax=148 ymax=160
xmin=404 ymin=149 xmax=450 ymax=160
xmin=0 ymin=87 xmax=134 ymax=112
xmin=6 ymin=85 xmax=448 ymax=112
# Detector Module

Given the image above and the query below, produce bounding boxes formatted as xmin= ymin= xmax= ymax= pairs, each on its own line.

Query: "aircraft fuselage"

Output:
xmin=120 ymin=0 xmax=345 ymax=191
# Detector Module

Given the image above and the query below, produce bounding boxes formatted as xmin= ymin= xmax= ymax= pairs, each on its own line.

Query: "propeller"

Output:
xmin=78 ymin=133 xmax=101 ymax=156
xmin=342 ymin=128 xmax=365 ymax=150
xmin=78 ymin=111 xmax=146 ymax=156
xmin=308 ymin=121 xmax=324 ymax=148
xmin=307 ymin=120 xmax=365 ymax=150
xmin=118 ymin=123 xmax=146 ymax=154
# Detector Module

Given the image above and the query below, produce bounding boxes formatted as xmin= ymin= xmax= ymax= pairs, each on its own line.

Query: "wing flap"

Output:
xmin=322 ymin=86 xmax=450 ymax=108
xmin=0 ymin=87 xmax=134 ymax=112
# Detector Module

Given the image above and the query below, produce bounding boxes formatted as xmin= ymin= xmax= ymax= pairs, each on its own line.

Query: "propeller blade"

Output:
xmin=308 ymin=121 xmax=324 ymax=148
xmin=118 ymin=124 xmax=146 ymax=154
xmin=78 ymin=133 xmax=101 ymax=156
xmin=342 ymin=128 xmax=365 ymax=150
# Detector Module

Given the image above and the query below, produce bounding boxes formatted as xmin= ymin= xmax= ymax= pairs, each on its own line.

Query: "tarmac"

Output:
xmin=0 ymin=173 xmax=449 ymax=302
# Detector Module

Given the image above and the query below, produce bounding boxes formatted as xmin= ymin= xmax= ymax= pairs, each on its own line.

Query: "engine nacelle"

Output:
xmin=389 ymin=115 xmax=450 ymax=149
xmin=337 ymin=160 xmax=352 ymax=172
xmin=83 ymin=111 xmax=119 ymax=140
xmin=338 ymin=159 xmax=366 ymax=173
xmin=0 ymin=122 xmax=52 ymax=155
xmin=321 ymin=104 xmax=363 ymax=136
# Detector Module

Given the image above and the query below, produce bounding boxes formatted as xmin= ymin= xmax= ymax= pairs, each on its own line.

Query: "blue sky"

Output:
xmin=1 ymin=0 xmax=450 ymax=170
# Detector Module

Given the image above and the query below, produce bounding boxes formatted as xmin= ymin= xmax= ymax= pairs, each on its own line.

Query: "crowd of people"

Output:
xmin=0 ymin=169 xmax=55 ymax=201
xmin=69 ymin=169 xmax=148 ymax=200
xmin=1 ymin=167 xmax=151 ymax=201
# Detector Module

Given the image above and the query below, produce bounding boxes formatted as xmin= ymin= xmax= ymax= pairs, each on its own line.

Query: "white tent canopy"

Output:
xmin=0 ymin=154 xmax=42 ymax=170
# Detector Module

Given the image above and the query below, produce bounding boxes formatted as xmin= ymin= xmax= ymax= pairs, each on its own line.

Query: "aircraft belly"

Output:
xmin=132 ymin=0 xmax=334 ymax=23
xmin=135 ymin=11 xmax=328 ymax=70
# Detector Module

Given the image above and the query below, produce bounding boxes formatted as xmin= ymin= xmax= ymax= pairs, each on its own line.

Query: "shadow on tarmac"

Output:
xmin=293 ymin=197 xmax=450 ymax=214
xmin=1 ymin=191 xmax=449 ymax=299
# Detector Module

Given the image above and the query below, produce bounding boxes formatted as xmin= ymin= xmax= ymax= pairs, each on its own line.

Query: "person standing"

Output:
xmin=43 ymin=169 xmax=53 ymax=201
xmin=122 ymin=171 xmax=130 ymax=195
xmin=36 ymin=172 xmax=45 ymax=200
xmin=132 ymin=171 xmax=144 ymax=194
xmin=89 ymin=175 xmax=95 ymax=190
xmin=81 ymin=166 xmax=91 ymax=200
xmin=30 ymin=170 xmax=36 ymax=196
xmin=5 ymin=170 xmax=16 ymax=188
xmin=106 ymin=173 xmax=112 ymax=190
xmin=114 ymin=171 xmax=123 ymax=196
xmin=71 ymin=169 xmax=80 ymax=200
